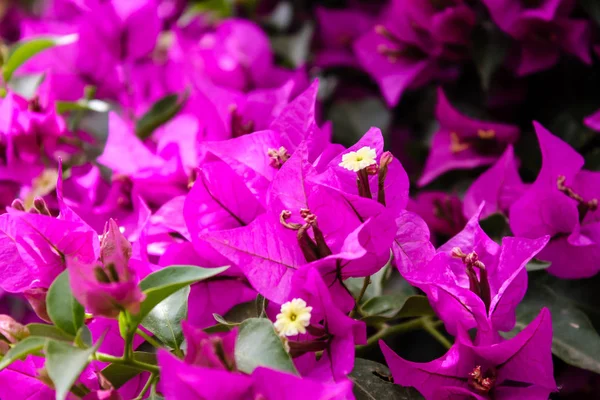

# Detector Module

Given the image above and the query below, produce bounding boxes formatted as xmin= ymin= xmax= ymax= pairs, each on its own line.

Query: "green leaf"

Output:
xmin=506 ymin=272 xmax=600 ymax=374
xmin=56 ymin=99 xmax=111 ymax=114
xmin=74 ymin=325 xmax=92 ymax=348
xmin=235 ymin=318 xmax=297 ymax=375
xmin=214 ymin=298 xmax=261 ymax=326
xmin=47 ymin=270 xmax=85 ymax=337
xmin=525 ymin=259 xmax=551 ymax=272
xmin=46 ymin=338 xmax=103 ymax=400
xmin=361 ymin=295 xmax=434 ymax=325
xmin=584 ymin=146 xmax=600 ymax=171
xmin=7 ymin=73 xmax=46 ymax=98
xmin=580 ymin=0 xmax=600 ymax=26
xmin=350 ymin=359 xmax=424 ymax=400
xmin=203 ymin=324 xmax=235 ymax=334
xmin=0 ymin=336 xmax=47 ymax=371
xmin=101 ymin=352 xmax=157 ymax=389
xmin=131 ymin=265 xmax=229 ymax=330
xmin=135 ymin=92 xmax=188 ymax=140
xmin=213 ymin=313 xmax=240 ymax=326
xmin=142 ymin=286 xmax=189 ymax=348
xmin=185 ymin=0 xmax=234 ymax=21
xmin=472 ymin=22 xmax=511 ymax=90
xmin=479 ymin=213 xmax=511 ymax=242
xmin=345 ymin=261 xmax=394 ymax=303
xmin=26 ymin=324 xmax=73 ymax=341
xmin=328 ymin=98 xmax=392 ymax=148
xmin=270 ymin=24 xmax=314 ymax=68
xmin=2 ymin=34 xmax=77 ymax=82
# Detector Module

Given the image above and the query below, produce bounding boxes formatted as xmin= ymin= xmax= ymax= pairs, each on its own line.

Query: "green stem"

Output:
xmin=136 ymin=329 xmax=163 ymax=349
xmin=95 ymin=352 xmax=160 ymax=374
xmin=173 ymin=344 xmax=184 ymax=359
xmin=423 ymin=317 xmax=452 ymax=349
xmin=133 ymin=373 xmax=156 ymax=400
xmin=124 ymin=333 xmax=134 ymax=362
xmin=350 ymin=276 xmax=371 ymax=318
xmin=356 ymin=317 xmax=425 ymax=354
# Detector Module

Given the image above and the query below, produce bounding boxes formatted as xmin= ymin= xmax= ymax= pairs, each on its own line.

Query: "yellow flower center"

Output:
xmin=274 ymin=298 xmax=312 ymax=337
xmin=339 ymin=146 xmax=377 ymax=172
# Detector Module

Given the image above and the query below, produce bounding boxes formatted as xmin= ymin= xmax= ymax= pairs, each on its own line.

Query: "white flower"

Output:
xmin=339 ymin=146 xmax=377 ymax=172
xmin=274 ymin=298 xmax=312 ymax=337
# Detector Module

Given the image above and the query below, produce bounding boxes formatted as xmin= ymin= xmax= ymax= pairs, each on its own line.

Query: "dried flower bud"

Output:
xmin=0 ymin=315 xmax=30 ymax=343
xmin=24 ymin=287 xmax=51 ymax=323
xmin=0 ymin=340 xmax=10 ymax=356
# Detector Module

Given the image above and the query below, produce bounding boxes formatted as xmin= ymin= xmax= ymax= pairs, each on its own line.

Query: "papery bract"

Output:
xmin=67 ymin=219 xmax=145 ymax=318
xmin=407 ymin=191 xmax=467 ymax=241
xmin=403 ymin=207 xmax=548 ymax=340
xmin=287 ymin=266 xmax=366 ymax=382
xmin=381 ymin=308 xmax=555 ymax=400
xmin=509 ymin=122 xmax=600 ymax=278
xmin=464 ymin=145 xmax=527 ymax=219
xmin=419 ymin=89 xmax=519 ymax=187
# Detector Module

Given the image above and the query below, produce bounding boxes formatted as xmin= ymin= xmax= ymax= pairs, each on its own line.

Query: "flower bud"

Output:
xmin=33 ymin=197 xmax=51 ymax=216
xmin=68 ymin=219 xmax=144 ymax=318
xmin=24 ymin=287 xmax=51 ymax=323
xmin=0 ymin=340 xmax=10 ymax=356
xmin=0 ymin=315 xmax=29 ymax=343
xmin=100 ymin=219 xmax=132 ymax=272
xmin=10 ymin=199 xmax=25 ymax=211
xmin=377 ymin=151 xmax=394 ymax=206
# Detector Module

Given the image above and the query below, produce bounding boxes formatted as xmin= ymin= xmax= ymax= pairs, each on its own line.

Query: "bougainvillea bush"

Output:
xmin=0 ymin=0 xmax=600 ymax=398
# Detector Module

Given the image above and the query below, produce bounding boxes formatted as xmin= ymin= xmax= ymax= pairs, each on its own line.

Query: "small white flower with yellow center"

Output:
xmin=339 ymin=146 xmax=377 ymax=172
xmin=274 ymin=298 xmax=312 ymax=337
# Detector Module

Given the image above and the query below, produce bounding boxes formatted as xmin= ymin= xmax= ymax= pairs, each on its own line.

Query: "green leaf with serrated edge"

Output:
xmin=47 ymin=271 xmax=85 ymax=337
xmin=361 ymin=295 xmax=434 ymax=325
xmin=142 ymin=286 xmax=189 ymax=348
xmin=46 ymin=338 xmax=103 ymax=400
xmin=2 ymin=34 xmax=77 ymax=82
xmin=350 ymin=359 xmax=424 ymax=400
xmin=101 ymin=352 xmax=157 ymax=389
xmin=26 ymin=324 xmax=73 ymax=341
xmin=504 ymin=272 xmax=600 ymax=374
xmin=235 ymin=318 xmax=297 ymax=375
xmin=135 ymin=92 xmax=188 ymax=140
xmin=130 ymin=266 xmax=229 ymax=332
xmin=0 ymin=336 xmax=47 ymax=371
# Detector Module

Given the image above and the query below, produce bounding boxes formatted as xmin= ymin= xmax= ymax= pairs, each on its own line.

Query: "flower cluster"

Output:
xmin=0 ymin=0 xmax=598 ymax=399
